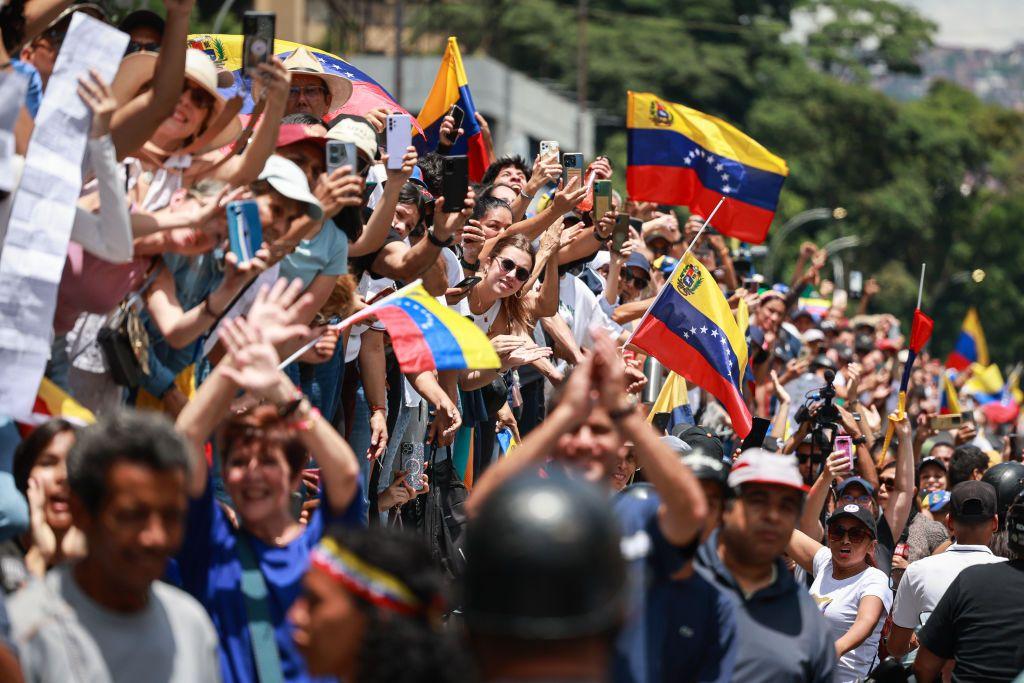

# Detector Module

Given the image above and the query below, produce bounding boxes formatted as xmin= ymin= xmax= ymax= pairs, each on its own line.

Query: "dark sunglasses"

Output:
xmin=184 ymin=85 xmax=215 ymax=110
xmin=126 ymin=41 xmax=161 ymax=55
xmin=497 ymin=257 xmax=530 ymax=282
xmin=827 ymin=525 xmax=870 ymax=544
xmin=879 ymin=477 xmax=895 ymax=488
xmin=622 ymin=269 xmax=650 ymax=288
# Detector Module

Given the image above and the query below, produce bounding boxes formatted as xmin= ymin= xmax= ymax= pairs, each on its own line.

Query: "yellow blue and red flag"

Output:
xmin=946 ymin=307 xmax=988 ymax=372
xmin=629 ymin=253 xmax=752 ymax=437
xmin=939 ymin=370 xmax=962 ymax=415
xmin=626 ymin=91 xmax=789 ymax=244
xmin=15 ymin=377 xmax=95 ymax=437
xmin=344 ymin=281 xmax=500 ymax=374
xmin=415 ymin=37 xmax=489 ymax=182
xmin=648 ymin=371 xmax=694 ymax=433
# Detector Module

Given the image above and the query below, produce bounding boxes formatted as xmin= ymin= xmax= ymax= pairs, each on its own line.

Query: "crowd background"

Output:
xmin=1 ymin=1 xmax=1024 ymax=683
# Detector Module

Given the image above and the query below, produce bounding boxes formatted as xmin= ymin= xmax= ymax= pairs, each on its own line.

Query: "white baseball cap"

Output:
xmin=728 ymin=448 xmax=808 ymax=493
xmin=257 ymin=155 xmax=324 ymax=221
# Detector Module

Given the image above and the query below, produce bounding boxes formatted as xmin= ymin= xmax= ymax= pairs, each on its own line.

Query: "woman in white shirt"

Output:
xmin=788 ymin=503 xmax=892 ymax=682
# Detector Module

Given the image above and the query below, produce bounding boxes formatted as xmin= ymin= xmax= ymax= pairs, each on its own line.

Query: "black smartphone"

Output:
xmin=454 ymin=275 xmax=482 ymax=290
xmin=448 ymin=104 xmax=465 ymax=135
xmin=740 ymin=417 xmax=772 ymax=452
xmin=442 ymin=155 xmax=469 ymax=213
xmin=611 ymin=215 xmax=630 ymax=254
xmin=242 ymin=12 xmax=275 ymax=76
xmin=326 ymin=140 xmax=358 ymax=176
xmin=651 ymin=412 xmax=671 ymax=434
xmin=628 ymin=217 xmax=643 ymax=232
xmin=563 ymin=152 xmax=584 ymax=188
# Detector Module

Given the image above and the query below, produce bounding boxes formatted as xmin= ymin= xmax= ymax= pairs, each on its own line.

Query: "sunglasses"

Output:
xmin=828 ymin=525 xmax=870 ymax=544
xmin=126 ymin=41 xmax=161 ymax=55
xmin=496 ymin=257 xmax=530 ymax=282
xmin=184 ymin=85 xmax=215 ymax=110
xmin=879 ymin=477 xmax=895 ymax=488
xmin=840 ymin=493 xmax=873 ymax=506
xmin=289 ymin=85 xmax=328 ymax=100
xmin=622 ymin=269 xmax=650 ymax=288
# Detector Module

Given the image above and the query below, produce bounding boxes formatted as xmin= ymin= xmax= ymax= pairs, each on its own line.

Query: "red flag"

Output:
xmin=909 ymin=309 xmax=934 ymax=354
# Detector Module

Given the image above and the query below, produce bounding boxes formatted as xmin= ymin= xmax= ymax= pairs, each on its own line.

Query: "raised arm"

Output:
xmin=787 ymin=527 xmax=825 ymax=573
xmin=349 ymin=148 xmax=418 ymax=258
xmin=884 ymin=416 xmax=915 ymax=540
xmin=799 ymin=451 xmax=847 ymax=540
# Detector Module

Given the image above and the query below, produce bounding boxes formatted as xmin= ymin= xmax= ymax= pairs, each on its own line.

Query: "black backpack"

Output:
xmin=400 ymin=444 xmax=469 ymax=581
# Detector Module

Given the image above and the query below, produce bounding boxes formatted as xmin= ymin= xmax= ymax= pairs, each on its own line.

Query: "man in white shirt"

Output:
xmin=887 ymin=480 xmax=1004 ymax=657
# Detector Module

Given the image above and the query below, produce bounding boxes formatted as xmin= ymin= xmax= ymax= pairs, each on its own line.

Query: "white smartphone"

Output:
xmin=385 ymin=114 xmax=412 ymax=170
xmin=540 ymin=140 xmax=560 ymax=160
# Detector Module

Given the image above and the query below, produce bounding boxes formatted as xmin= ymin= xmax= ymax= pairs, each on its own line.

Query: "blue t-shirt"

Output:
xmin=646 ymin=570 xmax=738 ymax=683
xmin=612 ymin=489 xmax=690 ymax=683
xmin=11 ymin=60 xmax=43 ymax=117
xmin=175 ymin=475 xmax=365 ymax=683
xmin=279 ymin=219 xmax=349 ymax=288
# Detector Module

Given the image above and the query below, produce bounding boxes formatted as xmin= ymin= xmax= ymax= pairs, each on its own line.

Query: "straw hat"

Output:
xmin=260 ymin=47 xmax=353 ymax=111
xmin=112 ymin=48 xmax=243 ymax=154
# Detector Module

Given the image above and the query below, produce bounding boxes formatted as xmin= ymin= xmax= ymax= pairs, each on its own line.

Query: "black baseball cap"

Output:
xmin=950 ymin=480 xmax=997 ymax=522
xmin=118 ymin=9 xmax=165 ymax=36
xmin=671 ymin=425 xmax=725 ymax=461
xmin=826 ymin=503 xmax=877 ymax=538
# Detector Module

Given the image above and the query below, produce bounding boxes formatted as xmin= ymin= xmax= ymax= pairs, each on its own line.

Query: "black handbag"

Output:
xmin=97 ymin=263 xmax=161 ymax=388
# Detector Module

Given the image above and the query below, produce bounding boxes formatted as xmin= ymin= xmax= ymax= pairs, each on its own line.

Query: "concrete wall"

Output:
xmin=350 ymin=53 xmax=595 ymax=160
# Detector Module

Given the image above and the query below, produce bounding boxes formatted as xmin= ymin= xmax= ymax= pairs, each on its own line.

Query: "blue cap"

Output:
xmin=926 ymin=490 xmax=951 ymax=512
xmin=836 ymin=476 xmax=875 ymax=497
xmin=625 ymin=252 xmax=651 ymax=273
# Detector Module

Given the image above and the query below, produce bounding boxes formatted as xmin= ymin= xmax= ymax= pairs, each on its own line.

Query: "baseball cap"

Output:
xmin=950 ymin=480 xmax=997 ymax=522
xmin=118 ymin=9 xmax=165 ymax=35
xmin=659 ymin=435 xmax=690 ymax=457
xmin=926 ymin=490 xmax=951 ymax=512
xmin=671 ymin=425 xmax=725 ymax=461
xmin=836 ymin=477 xmax=875 ymax=497
xmin=624 ymin=252 xmax=651 ymax=273
xmin=275 ymin=124 xmax=328 ymax=150
xmin=326 ymin=117 xmax=379 ymax=161
xmin=826 ymin=503 xmax=878 ymax=538
xmin=918 ymin=456 xmax=947 ymax=475
xmin=803 ymin=328 xmax=825 ymax=344
xmin=728 ymin=449 xmax=808 ymax=493
xmin=257 ymin=155 xmax=324 ymax=220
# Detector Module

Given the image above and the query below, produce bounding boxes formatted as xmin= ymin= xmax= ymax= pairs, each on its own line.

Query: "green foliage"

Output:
xmin=411 ymin=0 xmax=1024 ymax=364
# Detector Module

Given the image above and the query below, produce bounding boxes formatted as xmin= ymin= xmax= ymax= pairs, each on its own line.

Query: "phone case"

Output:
xmin=242 ymin=12 xmax=275 ymax=74
xmin=226 ymin=200 xmax=263 ymax=264
xmin=386 ymin=114 xmax=412 ymax=170
xmin=611 ymin=216 xmax=630 ymax=253
xmin=442 ymin=155 xmax=469 ymax=212
xmin=326 ymin=141 xmax=358 ymax=175
xmin=563 ymin=153 xmax=584 ymax=187
xmin=449 ymin=104 xmax=465 ymax=131
xmin=540 ymin=140 xmax=560 ymax=159
xmin=400 ymin=442 xmax=425 ymax=490
xmin=594 ymin=179 xmax=612 ymax=218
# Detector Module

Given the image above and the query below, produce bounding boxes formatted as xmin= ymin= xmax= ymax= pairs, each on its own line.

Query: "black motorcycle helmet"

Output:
xmin=981 ymin=461 xmax=1024 ymax=528
xmin=680 ymin=446 xmax=731 ymax=495
xmin=1006 ymin=489 xmax=1024 ymax=557
xmin=462 ymin=472 xmax=627 ymax=640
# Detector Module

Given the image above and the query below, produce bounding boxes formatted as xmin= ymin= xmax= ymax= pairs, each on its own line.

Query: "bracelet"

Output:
xmin=370 ymin=404 xmax=387 ymax=414
xmin=608 ymin=398 xmax=638 ymax=421
xmin=277 ymin=389 xmax=306 ymax=418
xmin=291 ymin=406 xmax=321 ymax=432
xmin=461 ymin=257 xmax=479 ymax=271
xmin=853 ymin=436 xmax=868 ymax=445
xmin=203 ymin=297 xmax=223 ymax=318
xmin=0 ymin=62 xmax=12 ymax=71
xmin=427 ymin=228 xmax=453 ymax=248
xmin=520 ymin=189 xmax=535 ymax=200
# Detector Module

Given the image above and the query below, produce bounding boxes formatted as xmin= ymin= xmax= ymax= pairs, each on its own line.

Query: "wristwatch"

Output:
xmin=608 ymin=396 xmax=639 ymax=421
xmin=427 ymin=227 xmax=453 ymax=248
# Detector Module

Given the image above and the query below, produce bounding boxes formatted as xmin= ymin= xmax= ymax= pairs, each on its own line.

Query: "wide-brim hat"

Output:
xmin=112 ymin=49 xmax=243 ymax=154
xmin=255 ymin=47 xmax=353 ymax=112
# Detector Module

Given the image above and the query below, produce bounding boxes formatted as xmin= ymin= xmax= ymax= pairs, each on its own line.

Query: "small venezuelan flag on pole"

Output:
xmin=626 ymin=91 xmax=789 ymax=244
xmin=415 ymin=37 xmax=489 ymax=182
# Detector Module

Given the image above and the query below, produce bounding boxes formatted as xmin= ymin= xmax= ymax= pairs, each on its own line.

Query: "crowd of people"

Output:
xmin=2 ymin=1 xmax=1024 ymax=682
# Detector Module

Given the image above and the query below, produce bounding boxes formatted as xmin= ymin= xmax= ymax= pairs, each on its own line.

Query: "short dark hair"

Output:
xmin=13 ymin=418 xmax=77 ymax=494
xmin=218 ymin=404 xmax=308 ymax=478
xmin=416 ymin=152 xmax=445 ymax=197
xmin=281 ymin=112 xmax=324 ymax=126
xmin=1 ymin=0 xmax=27 ymax=53
xmin=67 ymin=411 xmax=192 ymax=515
xmin=472 ymin=196 xmax=513 ymax=221
xmin=480 ymin=155 xmax=531 ymax=186
xmin=949 ymin=445 xmax=989 ymax=488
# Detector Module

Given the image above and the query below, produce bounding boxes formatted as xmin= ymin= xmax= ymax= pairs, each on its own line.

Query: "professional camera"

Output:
xmin=795 ymin=369 xmax=841 ymax=470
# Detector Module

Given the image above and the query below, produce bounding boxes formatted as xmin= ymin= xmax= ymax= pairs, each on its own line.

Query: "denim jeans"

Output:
xmin=283 ymin=342 xmax=346 ymax=424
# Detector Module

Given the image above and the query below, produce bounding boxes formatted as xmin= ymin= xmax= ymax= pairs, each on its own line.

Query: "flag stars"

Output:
xmin=700 ymin=326 xmax=708 ymax=334
xmin=715 ymin=163 xmax=724 ymax=172
xmin=722 ymin=185 xmax=733 ymax=194
xmin=711 ymin=329 xmax=719 ymax=338
xmin=690 ymin=327 xmax=697 ymax=335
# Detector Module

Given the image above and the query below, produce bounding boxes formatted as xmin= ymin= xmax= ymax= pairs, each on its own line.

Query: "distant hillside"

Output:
xmin=876 ymin=43 xmax=1024 ymax=110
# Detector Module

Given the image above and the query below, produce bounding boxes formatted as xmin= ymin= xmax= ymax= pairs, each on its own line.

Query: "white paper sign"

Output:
xmin=0 ymin=14 xmax=128 ymax=418
xmin=0 ymin=70 xmax=27 ymax=193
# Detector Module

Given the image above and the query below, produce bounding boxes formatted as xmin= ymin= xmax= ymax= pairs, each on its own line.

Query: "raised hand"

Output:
xmin=245 ymin=277 xmax=313 ymax=347
xmin=314 ymin=167 xmax=364 ymax=219
xmin=78 ymin=70 xmax=116 ymax=139
xmin=384 ymin=146 xmax=418 ymax=183
xmin=255 ymin=56 xmax=291 ymax=103
xmin=438 ymin=114 xmax=463 ymax=147
xmin=218 ymin=317 xmax=285 ymax=398
xmin=550 ymin=176 xmax=588 ymax=215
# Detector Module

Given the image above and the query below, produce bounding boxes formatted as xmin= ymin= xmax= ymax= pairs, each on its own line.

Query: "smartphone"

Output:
xmin=849 ymin=270 xmax=863 ymax=300
xmin=834 ymin=435 xmax=854 ymax=472
xmin=326 ymin=140 xmax=358 ymax=175
xmin=611 ymin=215 xmax=630 ymax=254
xmin=454 ymin=275 xmax=482 ymax=290
xmin=385 ymin=114 xmax=412 ymax=170
xmin=441 ymin=154 xmax=469 ymax=212
xmin=448 ymin=104 xmax=465 ymax=135
xmin=628 ymin=217 xmax=643 ymax=233
xmin=929 ymin=413 xmax=963 ymax=431
xmin=400 ymin=442 xmax=425 ymax=491
xmin=740 ymin=417 xmax=772 ymax=452
xmin=226 ymin=199 xmax=262 ymax=264
xmin=593 ymin=179 xmax=612 ymax=219
xmin=563 ymin=152 xmax=584 ymax=188
xmin=651 ymin=411 xmax=671 ymax=434
xmin=540 ymin=140 xmax=560 ymax=160
xmin=242 ymin=12 xmax=275 ymax=76
xmin=742 ymin=277 xmax=759 ymax=291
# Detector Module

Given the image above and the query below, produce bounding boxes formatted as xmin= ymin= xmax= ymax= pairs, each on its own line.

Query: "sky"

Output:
xmin=899 ymin=0 xmax=1024 ymax=50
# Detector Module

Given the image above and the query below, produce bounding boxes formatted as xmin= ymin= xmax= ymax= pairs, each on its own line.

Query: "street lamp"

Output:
xmin=764 ymin=207 xmax=846 ymax=281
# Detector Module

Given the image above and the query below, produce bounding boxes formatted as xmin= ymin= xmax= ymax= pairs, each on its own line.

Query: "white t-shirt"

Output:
xmin=809 ymin=546 xmax=892 ymax=683
xmin=441 ymin=248 xmax=469 ymax=316
xmin=557 ymin=273 xmax=622 ymax=349
xmin=891 ymin=543 xmax=1006 ymax=629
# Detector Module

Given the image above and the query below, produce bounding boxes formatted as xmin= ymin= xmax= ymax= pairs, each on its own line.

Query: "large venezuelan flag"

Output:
xmin=415 ymin=37 xmax=489 ymax=182
xmin=946 ymin=307 xmax=988 ymax=372
xmin=629 ymin=254 xmax=752 ymax=437
xmin=626 ymin=91 xmax=788 ymax=244
xmin=343 ymin=281 xmax=499 ymax=374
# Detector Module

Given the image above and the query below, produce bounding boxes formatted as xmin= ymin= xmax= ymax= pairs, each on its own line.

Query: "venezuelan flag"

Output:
xmin=629 ymin=253 xmax=752 ymax=437
xmin=946 ymin=307 xmax=988 ymax=372
xmin=415 ymin=37 xmax=489 ymax=182
xmin=16 ymin=378 xmax=95 ymax=436
xmin=344 ymin=281 xmax=499 ymax=374
xmin=626 ymin=91 xmax=788 ymax=244
xmin=649 ymin=371 xmax=694 ymax=433
xmin=939 ymin=370 xmax=962 ymax=415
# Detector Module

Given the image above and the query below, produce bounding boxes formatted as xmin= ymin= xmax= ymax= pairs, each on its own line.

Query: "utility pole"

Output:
xmin=576 ymin=0 xmax=587 ymax=151
xmin=394 ymin=0 xmax=404 ymax=104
